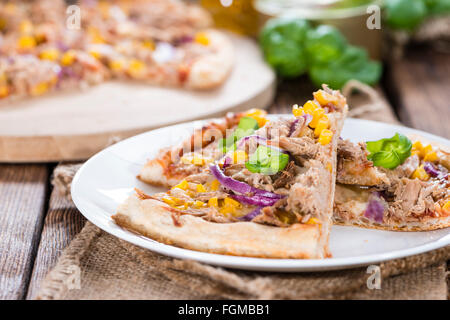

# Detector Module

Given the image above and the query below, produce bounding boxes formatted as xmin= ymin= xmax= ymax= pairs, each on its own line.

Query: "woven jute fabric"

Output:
xmin=36 ymin=82 xmax=449 ymax=300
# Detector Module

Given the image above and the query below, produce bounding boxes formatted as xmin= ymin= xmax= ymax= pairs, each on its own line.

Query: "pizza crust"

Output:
xmin=186 ymin=30 xmax=234 ymax=90
xmin=333 ymin=215 xmax=450 ymax=231
xmin=408 ymin=134 xmax=450 ymax=169
xmin=334 ymin=184 xmax=450 ymax=232
xmin=113 ymin=195 xmax=328 ymax=259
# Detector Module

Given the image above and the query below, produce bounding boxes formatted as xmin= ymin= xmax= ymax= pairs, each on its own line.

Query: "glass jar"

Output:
xmin=200 ymin=0 xmax=261 ymax=36
xmin=254 ymin=0 xmax=383 ymax=59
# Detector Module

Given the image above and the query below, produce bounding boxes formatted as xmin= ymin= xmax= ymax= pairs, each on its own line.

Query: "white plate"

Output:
xmin=71 ymin=117 xmax=450 ymax=272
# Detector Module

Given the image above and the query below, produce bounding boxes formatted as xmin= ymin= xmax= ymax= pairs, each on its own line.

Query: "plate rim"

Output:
xmin=71 ymin=117 xmax=450 ymax=272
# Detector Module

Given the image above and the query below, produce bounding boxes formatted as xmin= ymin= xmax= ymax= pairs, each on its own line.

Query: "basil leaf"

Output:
xmin=246 ymin=146 xmax=289 ymax=175
xmin=371 ymin=150 xmax=401 ymax=169
xmin=366 ymin=133 xmax=412 ymax=169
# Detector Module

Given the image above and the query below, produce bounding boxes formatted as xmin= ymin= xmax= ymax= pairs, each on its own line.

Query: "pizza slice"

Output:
xmin=334 ymin=134 xmax=450 ymax=231
xmin=113 ymin=86 xmax=348 ymax=258
xmin=0 ymin=0 xmax=233 ymax=103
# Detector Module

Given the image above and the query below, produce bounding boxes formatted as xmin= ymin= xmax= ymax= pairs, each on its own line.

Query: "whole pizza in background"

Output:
xmin=0 ymin=0 xmax=234 ymax=103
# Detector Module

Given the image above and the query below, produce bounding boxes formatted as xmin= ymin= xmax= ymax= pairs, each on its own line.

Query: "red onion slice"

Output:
xmin=222 ymin=156 xmax=232 ymax=169
xmin=209 ymin=164 xmax=284 ymax=199
xmin=230 ymin=194 xmax=279 ymax=207
xmin=423 ymin=162 xmax=439 ymax=177
xmin=238 ymin=207 xmax=262 ymax=221
xmin=289 ymin=114 xmax=312 ymax=137
xmin=363 ymin=192 xmax=385 ymax=223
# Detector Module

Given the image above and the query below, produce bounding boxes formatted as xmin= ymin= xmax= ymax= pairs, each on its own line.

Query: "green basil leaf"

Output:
xmin=246 ymin=146 xmax=289 ymax=175
xmin=366 ymin=133 xmax=412 ymax=169
xmin=259 ymin=17 xmax=311 ymax=78
xmin=238 ymin=117 xmax=259 ymax=130
xmin=371 ymin=150 xmax=401 ymax=169
xmin=309 ymin=45 xmax=382 ymax=89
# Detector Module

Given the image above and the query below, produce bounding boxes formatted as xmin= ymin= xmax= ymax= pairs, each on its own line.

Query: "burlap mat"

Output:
xmin=35 ymin=82 xmax=449 ymax=300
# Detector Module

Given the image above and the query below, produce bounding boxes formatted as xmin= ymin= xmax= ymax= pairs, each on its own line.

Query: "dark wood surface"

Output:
xmin=384 ymin=45 xmax=450 ymax=139
xmin=0 ymin=46 xmax=449 ymax=300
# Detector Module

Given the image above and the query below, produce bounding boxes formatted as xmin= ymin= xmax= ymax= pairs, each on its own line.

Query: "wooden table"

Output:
xmin=1 ymin=46 xmax=449 ymax=300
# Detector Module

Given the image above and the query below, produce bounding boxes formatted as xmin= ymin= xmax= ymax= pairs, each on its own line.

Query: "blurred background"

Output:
xmin=199 ymin=0 xmax=450 ymax=138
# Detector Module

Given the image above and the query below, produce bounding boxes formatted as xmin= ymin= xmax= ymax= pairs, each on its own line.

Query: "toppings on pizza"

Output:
xmin=113 ymin=86 xmax=348 ymax=258
xmin=0 ymin=0 xmax=233 ymax=102
xmin=366 ymin=133 xmax=412 ymax=169
xmin=335 ymin=134 xmax=450 ymax=231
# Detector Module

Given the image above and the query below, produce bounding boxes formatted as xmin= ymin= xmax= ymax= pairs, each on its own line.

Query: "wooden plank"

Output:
xmin=269 ymin=77 xmax=317 ymax=114
xmin=384 ymin=45 xmax=450 ymax=139
xmin=26 ymin=189 xmax=86 ymax=300
xmin=0 ymin=165 xmax=49 ymax=300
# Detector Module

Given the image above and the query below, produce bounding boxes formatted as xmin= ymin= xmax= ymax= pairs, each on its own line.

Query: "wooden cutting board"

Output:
xmin=0 ymin=34 xmax=276 ymax=163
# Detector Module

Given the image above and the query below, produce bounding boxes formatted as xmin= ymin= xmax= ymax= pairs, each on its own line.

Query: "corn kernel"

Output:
xmin=61 ymin=50 xmax=76 ymax=66
xmin=306 ymin=217 xmax=320 ymax=225
xmin=89 ymin=50 xmax=101 ymax=59
xmin=19 ymin=20 xmax=33 ymax=34
xmin=318 ymin=129 xmax=333 ymax=145
xmin=109 ymin=59 xmax=125 ymax=71
xmin=192 ymin=156 xmax=205 ymax=166
xmin=309 ymin=108 xmax=326 ymax=129
xmin=17 ymin=36 xmax=36 ymax=50
xmin=195 ymin=32 xmax=210 ymax=46
xmin=232 ymin=151 xmax=248 ymax=164
xmin=142 ymin=40 xmax=155 ymax=50
xmin=292 ymin=104 xmax=305 ymax=117
xmin=0 ymin=86 xmax=8 ymax=98
xmin=210 ymin=180 xmax=220 ymax=191
xmin=313 ymin=90 xmax=337 ymax=107
xmin=224 ymin=197 xmax=240 ymax=208
xmin=88 ymin=27 xmax=106 ymax=44
xmin=39 ymin=48 xmax=60 ymax=61
xmin=172 ymin=179 xmax=189 ymax=191
xmin=31 ymin=82 xmax=48 ymax=96
xmin=314 ymin=114 xmax=330 ymax=137
xmin=303 ymin=100 xmax=320 ymax=115
xmin=193 ymin=200 xmax=205 ymax=208
xmin=420 ymin=144 xmax=433 ymax=159
xmin=253 ymin=116 xmax=268 ymax=128
xmin=162 ymin=196 xmax=177 ymax=206
xmin=411 ymin=165 xmax=430 ymax=181
xmin=245 ymin=108 xmax=267 ymax=118
xmin=128 ymin=59 xmax=146 ymax=77
xmin=442 ymin=201 xmax=450 ymax=212
xmin=196 ymin=184 xmax=207 ymax=193
xmin=244 ymin=108 xmax=268 ymax=127
xmin=219 ymin=205 xmax=235 ymax=215
xmin=412 ymin=141 xmax=423 ymax=150
xmin=326 ymin=162 xmax=333 ymax=173
xmin=423 ymin=151 xmax=438 ymax=162
xmin=208 ymin=197 xmax=218 ymax=208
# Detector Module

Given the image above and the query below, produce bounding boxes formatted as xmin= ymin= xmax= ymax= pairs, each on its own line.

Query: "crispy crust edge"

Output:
xmin=186 ymin=29 xmax=234 ymax=90
xmin=113 ymin=195 xmax=327 ymax=259
xmin=333 ymin=216 xmax=450 ymax=232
